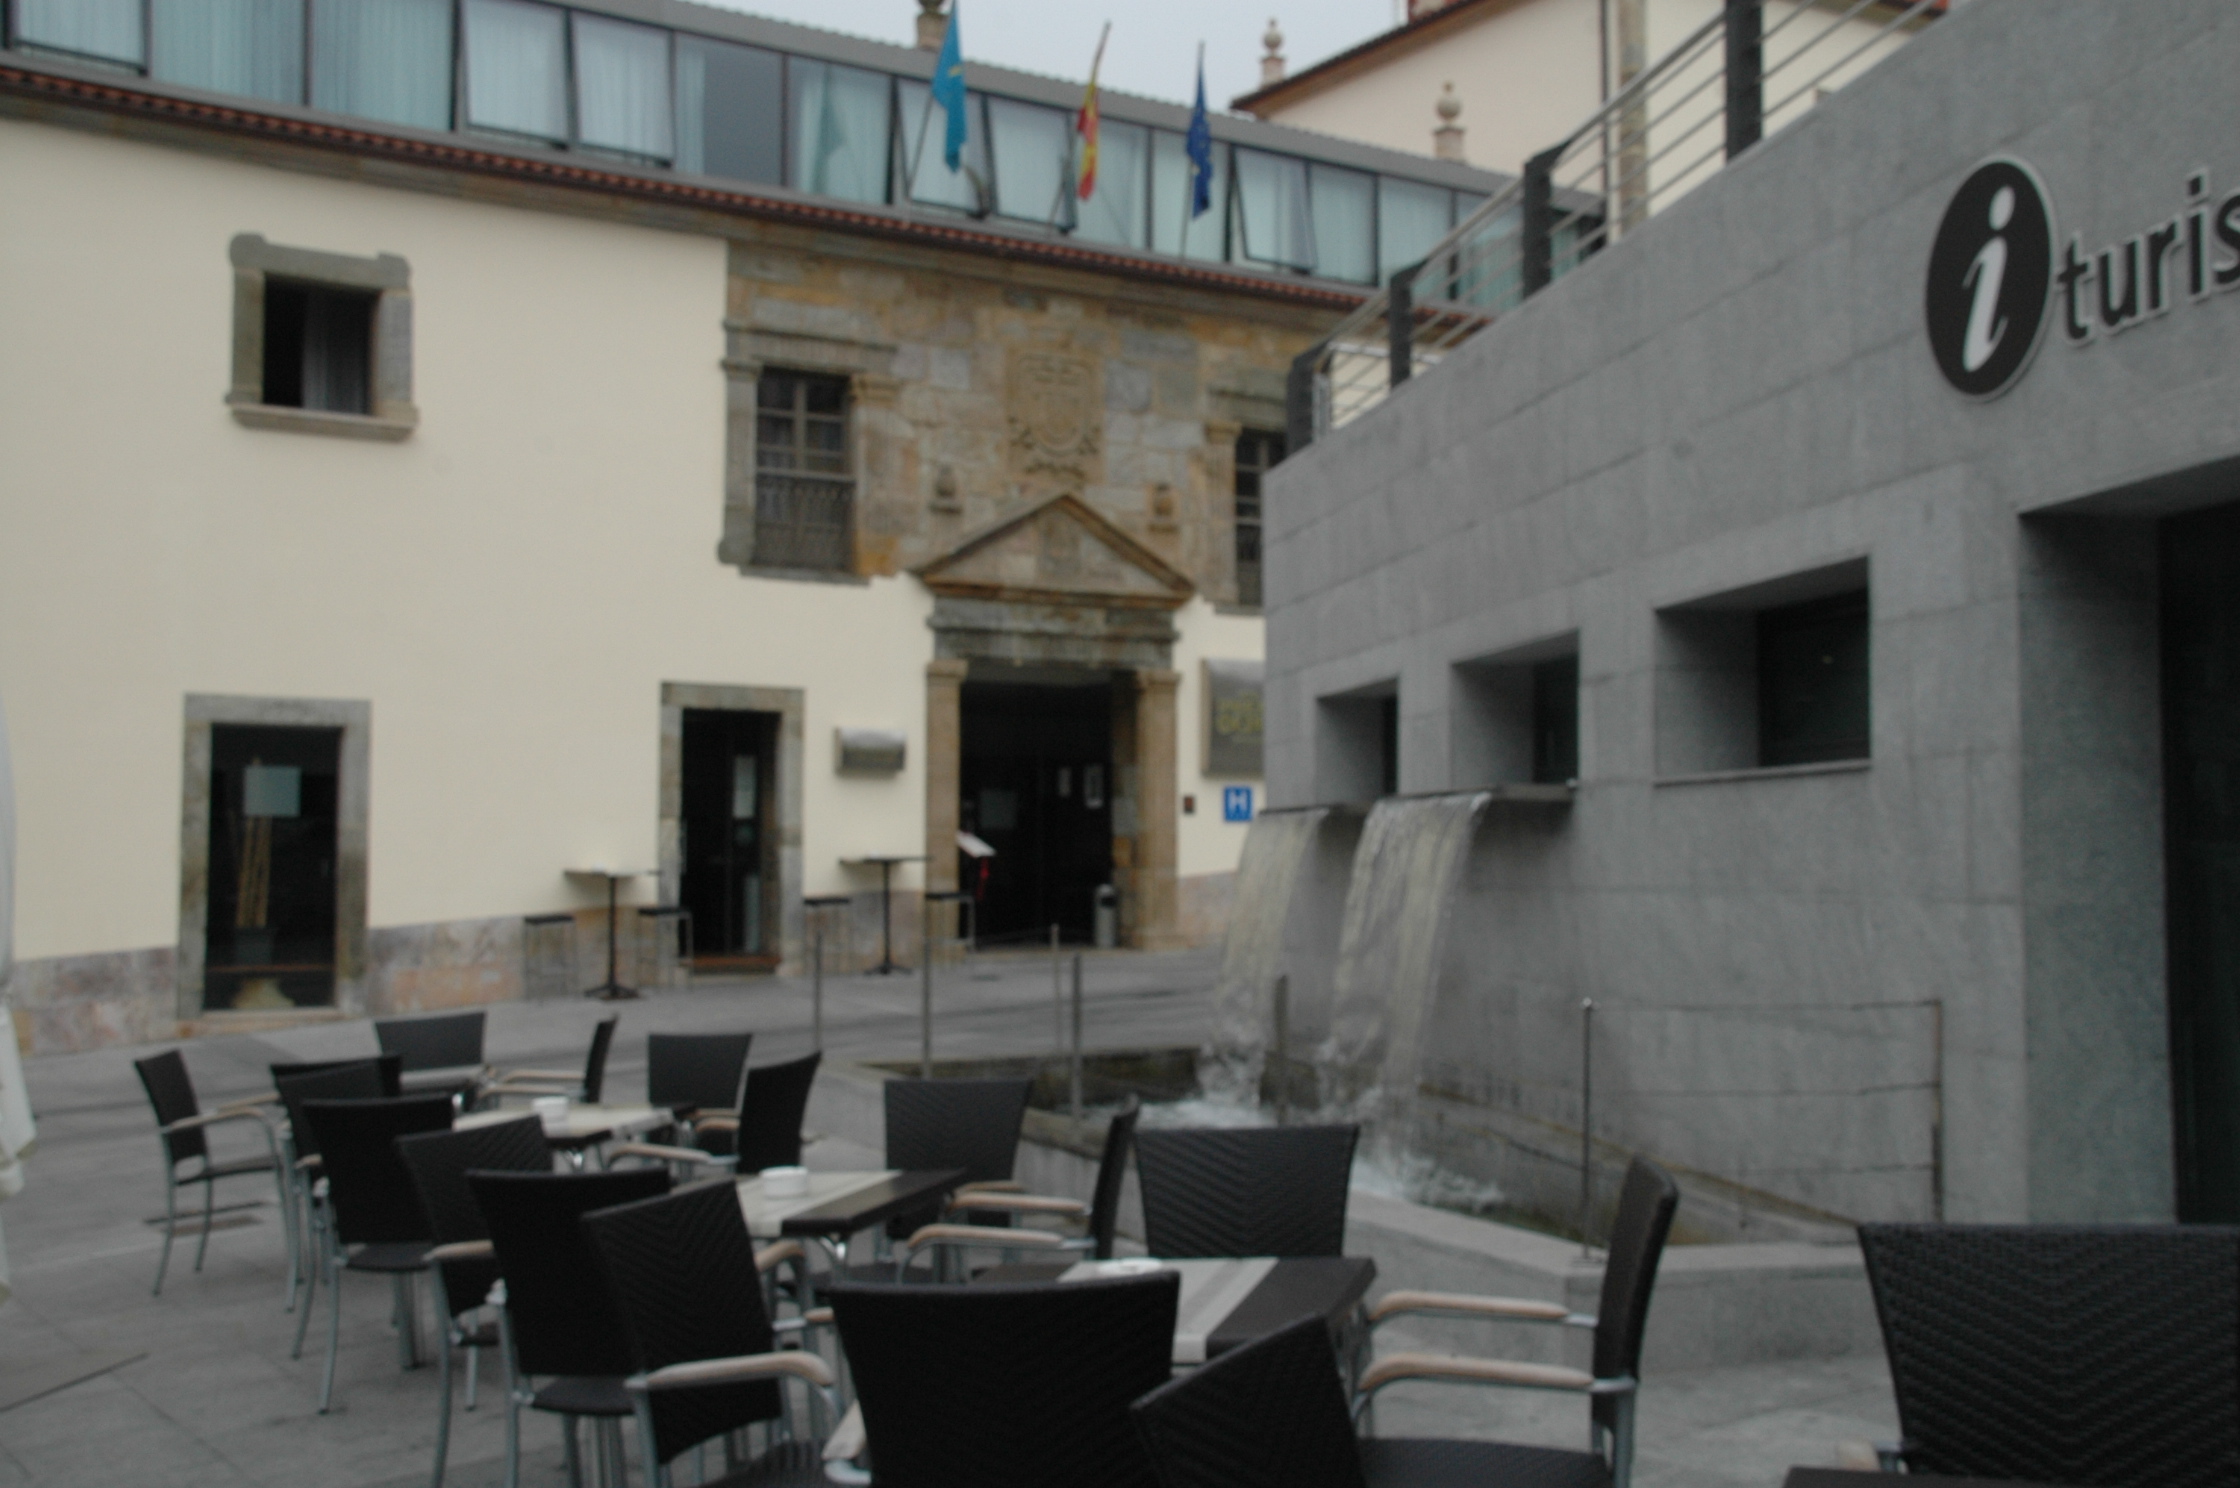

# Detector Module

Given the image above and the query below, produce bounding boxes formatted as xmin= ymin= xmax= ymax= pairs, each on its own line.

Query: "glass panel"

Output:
xmin=986 ymin=95 xmax=1073 ymax=227
xmin=1151 ymin=130 xmax=1228 ymax=262
xmin=1234 ymin=148 xmax=1312 ymax=271
xmin=152 ymin=0 xmax=304 ymax=102
xmin=464 ymin=0 xmax=567 ymax=143
xmin=573 ymin=14 xmax=671 ymax=160
xmin=790 ymin=59 xmax=892 ymax=206
xmin=1451 ymin=205 xmax=1521 ymax=310
xmin=1378 ymin=176 xmax=1453 ymax=287
xmin=310 ymin=0 xmax=453 ymax=131
xmin=1308 ymin=163 xmax=1373 ymax=283
xmin=16 ymin=0 xmax=143 ymax=65
xmin=1074 ymin=118 xmax=1147 ymax=249
xmin=896 ymin=77 xmax=987 ymax=214
xmin=1756 ymin=592 xmax=1870 ymax=767
xmin=676 ymin=36 xmax=782 ymax=184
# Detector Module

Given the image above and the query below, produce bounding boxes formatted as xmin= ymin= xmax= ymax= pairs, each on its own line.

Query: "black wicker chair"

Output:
xmin=879 ymin=1076 xmax=1033 ymax=1243
xmin=647 ymin=1031 xmax=754 ymax=1119
xmin=132 ymin=1049 xmax=290 ymax=1301
xmin=1133 ymin=1124 xmax=1358 ymax=1258
xmin=827 ymin=1270 xmax=1179 ymax=1487
xmin=1858 ymin=1222 xmax=2240 ymax=1488
xmin=296 ymin=1094 xmax=456 ymax=1412
xmin=271 ymin=1054 xmax=403 ymax=1096
xmin=698 ymin=1051 xmax=823 ymax=1169
xmin=273 ymin=1060 xmax=392 ymax=1314
xmin=395 ymin=1116 xmax=553 ymax=1488
xmin=897 ymin=1096 xmax=1141 ymax=1279
xmin=1131 ymin=1313 xmax=1371 ymax=1488
xmin=470 ymin=1167 xmax=671 ymax=1488
xmin=583 ymin=1180 xmax=840 ymax=1487
xmin=376 ymin=1011 xmax=489 ymax=1103
xmin=1352 ymin=1156 xmax=1680 ymax=1488
xmin=484 ymin=1015 xmax=618 ymax=1105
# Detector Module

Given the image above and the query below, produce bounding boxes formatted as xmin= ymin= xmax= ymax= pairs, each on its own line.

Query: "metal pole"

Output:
xmin=1386 ymin=264 xmax=1418 ymax=389
xmin=1272 ymin=973 xmax=1290 ymax=1127
xmin=1579 ymin=997 xmax=1595 ymax=1256
xmin=920 ymin=896 xmax=934 ymax=1078
xmin=1051 ymin=924 xmax=1063 ymax=1051
xmin=1070 ymin=953 xmax=1085 ymax=1123
xmin=1521 ymin=144 xmax=1560 ymax=298
xmin=1723 ymin=0 xmax=1763 ymax=161
xmin=813 ymin=911 xmax=825 ymax=1051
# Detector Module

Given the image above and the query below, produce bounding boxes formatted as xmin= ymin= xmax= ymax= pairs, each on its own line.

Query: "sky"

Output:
xmin=688 ymin=0 xmax=1408 ymax=114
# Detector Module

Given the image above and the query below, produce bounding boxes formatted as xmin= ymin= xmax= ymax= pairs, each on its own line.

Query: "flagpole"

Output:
xmin=1177 ymin=39 xmax=1203 ymax=256
xmin=909 ymin=84 xmax=935 ymax=197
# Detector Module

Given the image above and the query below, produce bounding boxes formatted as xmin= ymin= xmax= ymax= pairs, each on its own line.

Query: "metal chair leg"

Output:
xmin=465 ymin=1334 xmax=480 ymax=1410
xmin=562 ymin=1416 xmax=583 ymax=1488
xmin=431 ymin=1323 xmax=455 ymax=1488
xmin=319 ymin=1241 xmax=345 ymax=1413
xmin=194 ymin=1173 xmax=215 ymax=1272
xmin=291 ymin=1209 xmax=320 ymax=1360
xmin=393 ymin=1273 xmax=421 ymax=1371
xmin=153 ymin=1165 xmax=179 ymax=1297
xmin=278 ymin=1164 xmax=300 ymax=1312
xmin=499 ymin=1308 xmax=522 ymax=1488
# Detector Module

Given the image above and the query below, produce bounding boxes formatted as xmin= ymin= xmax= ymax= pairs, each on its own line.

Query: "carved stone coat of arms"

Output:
xmin=1007 ymin=350 xmax=1102 ymax=482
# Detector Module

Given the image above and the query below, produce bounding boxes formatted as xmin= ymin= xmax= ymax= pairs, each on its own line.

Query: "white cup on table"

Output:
xmin=532 ymin=1095 xmax=570 ymax=1136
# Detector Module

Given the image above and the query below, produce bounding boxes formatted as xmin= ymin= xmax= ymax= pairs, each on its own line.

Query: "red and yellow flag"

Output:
xmin=1077 ymin=22 xmax=1110 ymax=201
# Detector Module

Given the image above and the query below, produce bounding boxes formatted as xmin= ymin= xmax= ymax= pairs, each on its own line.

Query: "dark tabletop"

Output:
xmin=778 ymin=1168 xmax=965 ymax=1239
xmin=976 ymin=1255 xmax=1377 ymax=1361
xmin=1784 ymin=1472 xmax=2061 ymax=1488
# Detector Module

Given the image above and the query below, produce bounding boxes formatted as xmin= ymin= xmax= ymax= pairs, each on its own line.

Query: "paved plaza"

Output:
xmin=0 ymin=949 xmax=1895 ymax=1486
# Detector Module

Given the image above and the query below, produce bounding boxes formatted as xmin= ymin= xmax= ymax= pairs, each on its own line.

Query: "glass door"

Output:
xmin=681 ymin=708 xmax=777 ymax=965
xmin=204 ymin=724 xmax=341 ymax=1009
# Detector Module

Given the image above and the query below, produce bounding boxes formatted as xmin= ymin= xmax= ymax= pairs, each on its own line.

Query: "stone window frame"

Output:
xmin=658 ymin=682 xmax=806 ymax=972
xmin=179 ymin=694 xmax=371 ymax=1023
xmin=227 ymin=233 xmax=417 ymax=442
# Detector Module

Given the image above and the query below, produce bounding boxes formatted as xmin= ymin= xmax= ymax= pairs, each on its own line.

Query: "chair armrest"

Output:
xmin=1359 ymin=1352 xmax=1597 ymax=1397
xmin=692 ymin=1115 xmax=740 ymax=1132
xmin=608 ymin=1142 xmax=736 ymax=1168
xmin=483 ymin=1081 xmax=579 ymax=1098
xmin=955 ymin=1179 xmax=1025 ymax=1195
xmin=214 ymin=1092 xmax=281 ymax=1115
xmin=945 ymin=1193 xmax=1089 ymax=1219
xmin=1367 ymin=1290 xmax=1592 ymax=1329
xmin=295 ymin=1154 xmax=322 ymax=1172
xmin=824 ymin=1401 xmax=867 ymax=1464
xmin=489 ymin=1068 xmax=581 ymax=1084
xmin=637 ymin=1350 xmax=835 ymax=1392
xmin=770 ymin=1307 xmax=835 ymax=1336
xmin=904 ymin=1223 xmax=1066 ymax=1253
xmin=426 ymin=1240 xmax=495 ymax=1264
xmin=755 ymin=1239 xmax=806 ymax=1273
xmin=163 ymin=1107 xmax=272 ymax=1136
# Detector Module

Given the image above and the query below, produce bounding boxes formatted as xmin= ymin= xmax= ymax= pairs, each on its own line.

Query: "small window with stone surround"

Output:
xmin=752 ymin=369 xmax=854 ymax=573
xmin=1234 ymin=427 xmax=1285 ymax=608
xmin=227 ymin=234 xmax=416 ymax=441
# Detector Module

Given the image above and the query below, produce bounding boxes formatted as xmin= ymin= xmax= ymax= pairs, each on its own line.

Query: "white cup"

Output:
xmin=761 ymin=1165 xmax=809 ymax=1198
xmin=532 ymin=1096 xmax=570 ymax=1136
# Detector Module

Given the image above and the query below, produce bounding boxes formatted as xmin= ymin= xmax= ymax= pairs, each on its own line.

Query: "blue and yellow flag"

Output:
xmin=931 ymin=6 xmax=968 ymax=171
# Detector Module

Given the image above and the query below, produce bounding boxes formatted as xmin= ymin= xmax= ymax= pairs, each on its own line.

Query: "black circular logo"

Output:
xmin=1925 ymin=158 xmax=2054 ymax=399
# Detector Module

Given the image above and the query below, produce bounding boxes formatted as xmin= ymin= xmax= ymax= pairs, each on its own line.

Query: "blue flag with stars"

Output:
xmin=1186 ymin=52 xmax=1213 ymax=216
xmin=932 ymin=6 xmax=968 ymax=171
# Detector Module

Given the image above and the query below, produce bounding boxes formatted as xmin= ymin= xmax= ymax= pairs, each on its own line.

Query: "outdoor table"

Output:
xmin=839 ymin=855 xmax=925 ymax=974
xmin=976 ymin=1254 xmax=1377 ymax=1365
xmin=399 ymin=1063 xmax=487 ymax=1102
xmin=459 ymin=1100 xmax=667 ymax=1147
xmin=564 ymin=866 xmax=653 ymax=1000
xmin=1784 ymin=1474 xmax=2061 ymax=1488
xmin=736 ymin=1167 xmax=966 ymax=1263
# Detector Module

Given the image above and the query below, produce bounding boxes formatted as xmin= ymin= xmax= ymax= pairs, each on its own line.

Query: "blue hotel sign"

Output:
xmin=1222 ymin=786 xmax=1255 ymax=823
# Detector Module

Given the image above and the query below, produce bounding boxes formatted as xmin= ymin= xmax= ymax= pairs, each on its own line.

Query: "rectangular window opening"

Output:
xmin=1233 ymin=428 xmax=1285 ymax=608
xmin=1757 ymin=591 xmax=1870 ymax=767
xmin=1452 ymin=639 xmax=1578 ymax=789
xmin=262 ymin=278 xmax=377 ymax=415
xmin=1654 ymin=563 xmax=1869 ymax=777
xmin=753 ymin=369 xmax=854 ymax=572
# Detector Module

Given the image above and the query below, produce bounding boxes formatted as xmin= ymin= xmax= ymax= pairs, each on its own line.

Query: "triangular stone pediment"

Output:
xmin=915 ymin=495 xmax=1194 ymax=610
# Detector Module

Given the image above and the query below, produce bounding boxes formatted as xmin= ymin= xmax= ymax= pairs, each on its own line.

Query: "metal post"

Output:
xmin=1724 ymin=0 xmax=1763 ymax=161
xmin=1051 ymin=924 xmax=1063 ymax=1051
xmin=1386 ymin=264 xmax=1418 ymax=389
xmin=813 ymin=913 xmax=825 ymax=1051
xmin=1579 ymin=997 xmax=1595 ymax=1256
xmin=1070 ymin=953 xmax=1085 ymax=1123
xmin=1285 ymin=343 xmax=1322 ymax=453
xmin=1272 ymin=974 xmax=1290 ymax=1127
xmin=1521 ymin=145 xmax=1561 ymax=298
xmin=920 ymin=896 xmax=934 ymax=1078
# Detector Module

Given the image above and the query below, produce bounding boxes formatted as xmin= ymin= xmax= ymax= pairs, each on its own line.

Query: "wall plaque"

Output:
xmin=1204 ymin=659 xmax=1264 ymax=777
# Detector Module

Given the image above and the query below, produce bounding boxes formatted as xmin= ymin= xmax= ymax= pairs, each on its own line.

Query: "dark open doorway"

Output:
xmin=961 ymin=678 xmax=1113 ymax=944
xmin=203 ymin=724 xmax=340 ymax=1010
xmin=681 ymin=708 xmax=778 ymax=970
xmin=2163 ymin=500 xmax=2240 ymax=1220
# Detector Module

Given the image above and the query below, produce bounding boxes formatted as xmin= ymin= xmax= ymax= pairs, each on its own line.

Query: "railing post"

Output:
xmin=1285 ymin=343 xmax=1321 ymax=453
xmin=1070 ymin=954 xmax=1085 ymax=1123
xmin=1386 ymin=265 xmax=1418 ymax=389
xmin=1521 ymin=145 xmax=1561 ymax=298
xmin=1724 ymin=0 xmax=1763 ymax=161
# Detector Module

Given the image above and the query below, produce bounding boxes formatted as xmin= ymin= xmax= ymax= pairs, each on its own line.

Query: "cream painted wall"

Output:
xmin=0 ymin=118 xmax=938 ymax=959
xmin=1172 ymin=600 xmax=1267 ymax=879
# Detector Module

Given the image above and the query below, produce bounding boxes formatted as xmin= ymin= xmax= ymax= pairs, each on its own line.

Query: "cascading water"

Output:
xmin=1202 ymin=807 xmax=1331 ymax=1104
xmin=1318 ymin=792 xmax=1492 ymax=1138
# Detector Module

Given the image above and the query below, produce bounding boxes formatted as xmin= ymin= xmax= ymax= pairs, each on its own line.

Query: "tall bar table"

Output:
xmin=841 ymin=855 xmax=926 ymax=974
xmin=563 ymin=866 xmax=652 ymax=1000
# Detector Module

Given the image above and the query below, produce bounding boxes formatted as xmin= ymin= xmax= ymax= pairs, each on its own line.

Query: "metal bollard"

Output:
xmin=1272 ymin=974 xmax=1290 ymax=1127
xmin=813 ymin=916 xmax=824 ymax=1051
xmin=1579 ymin=997 xmax=1595 ymax=1256
xmin=1070 ymin=953 xmax=1085 ymax=1122
xmin=920 ymin=897 xmax=934 ymax=1078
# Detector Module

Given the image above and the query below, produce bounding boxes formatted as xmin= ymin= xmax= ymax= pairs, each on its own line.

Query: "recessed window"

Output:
xmin=227 ymin=234 xmax=415 ymax=440
xmin=1531 ymin=654 xmax=1580 ymax=783
xmin=1452 ymin=637 xmax=1579 ymax=789
xmin=261 ymin=279 xmax=376 ymax=414
xmin=752 ymin=370 xmax=854 ymax=573
xmin=1316 ymin=684 xmax=1399 ymax=803
xmin=1757 ymin=592 xmax=1869 ymax=767
xmin=1234 ymin=429 xmax=1286 ymax=608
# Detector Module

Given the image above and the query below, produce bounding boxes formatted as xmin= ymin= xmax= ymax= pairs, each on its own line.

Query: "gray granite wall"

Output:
xmin=1265 ymin=0 xmax=2240 ymax=1222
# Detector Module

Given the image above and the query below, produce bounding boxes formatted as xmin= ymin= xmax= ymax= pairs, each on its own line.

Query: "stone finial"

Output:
xmin=1260 ymin=18 xmax=1286 ymax=86
xmin=1433 ymin=81 xmax=1465 ymax=162
xmin=917 ymin=0 xmax=947 ymax=51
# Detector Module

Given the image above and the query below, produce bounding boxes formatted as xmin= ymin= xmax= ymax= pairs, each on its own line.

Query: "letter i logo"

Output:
xmin=1927 ymin=158 xmax=2055 ymax=398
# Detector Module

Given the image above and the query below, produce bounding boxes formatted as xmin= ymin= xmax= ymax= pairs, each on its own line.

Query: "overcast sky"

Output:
xmin=688 ymin=0 xmax=1407 ymax=113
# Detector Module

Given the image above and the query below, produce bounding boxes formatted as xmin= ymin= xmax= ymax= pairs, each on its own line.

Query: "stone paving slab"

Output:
xmin=0 ymin=950 xmax=1897 ymax=1486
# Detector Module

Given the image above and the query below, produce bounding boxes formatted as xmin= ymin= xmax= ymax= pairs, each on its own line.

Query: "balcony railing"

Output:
xmin=752 ymin=473 xmax=854 ymax=573
xmin=1288 ymin=0 xmax=1945 ymax=448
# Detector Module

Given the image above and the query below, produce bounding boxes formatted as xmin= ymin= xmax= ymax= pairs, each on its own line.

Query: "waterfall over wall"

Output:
xmin=1319 ymin=792 xmax=1491 ymax=1125
xmin=1203 ymin=808 xmax=1330 ymax=1099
